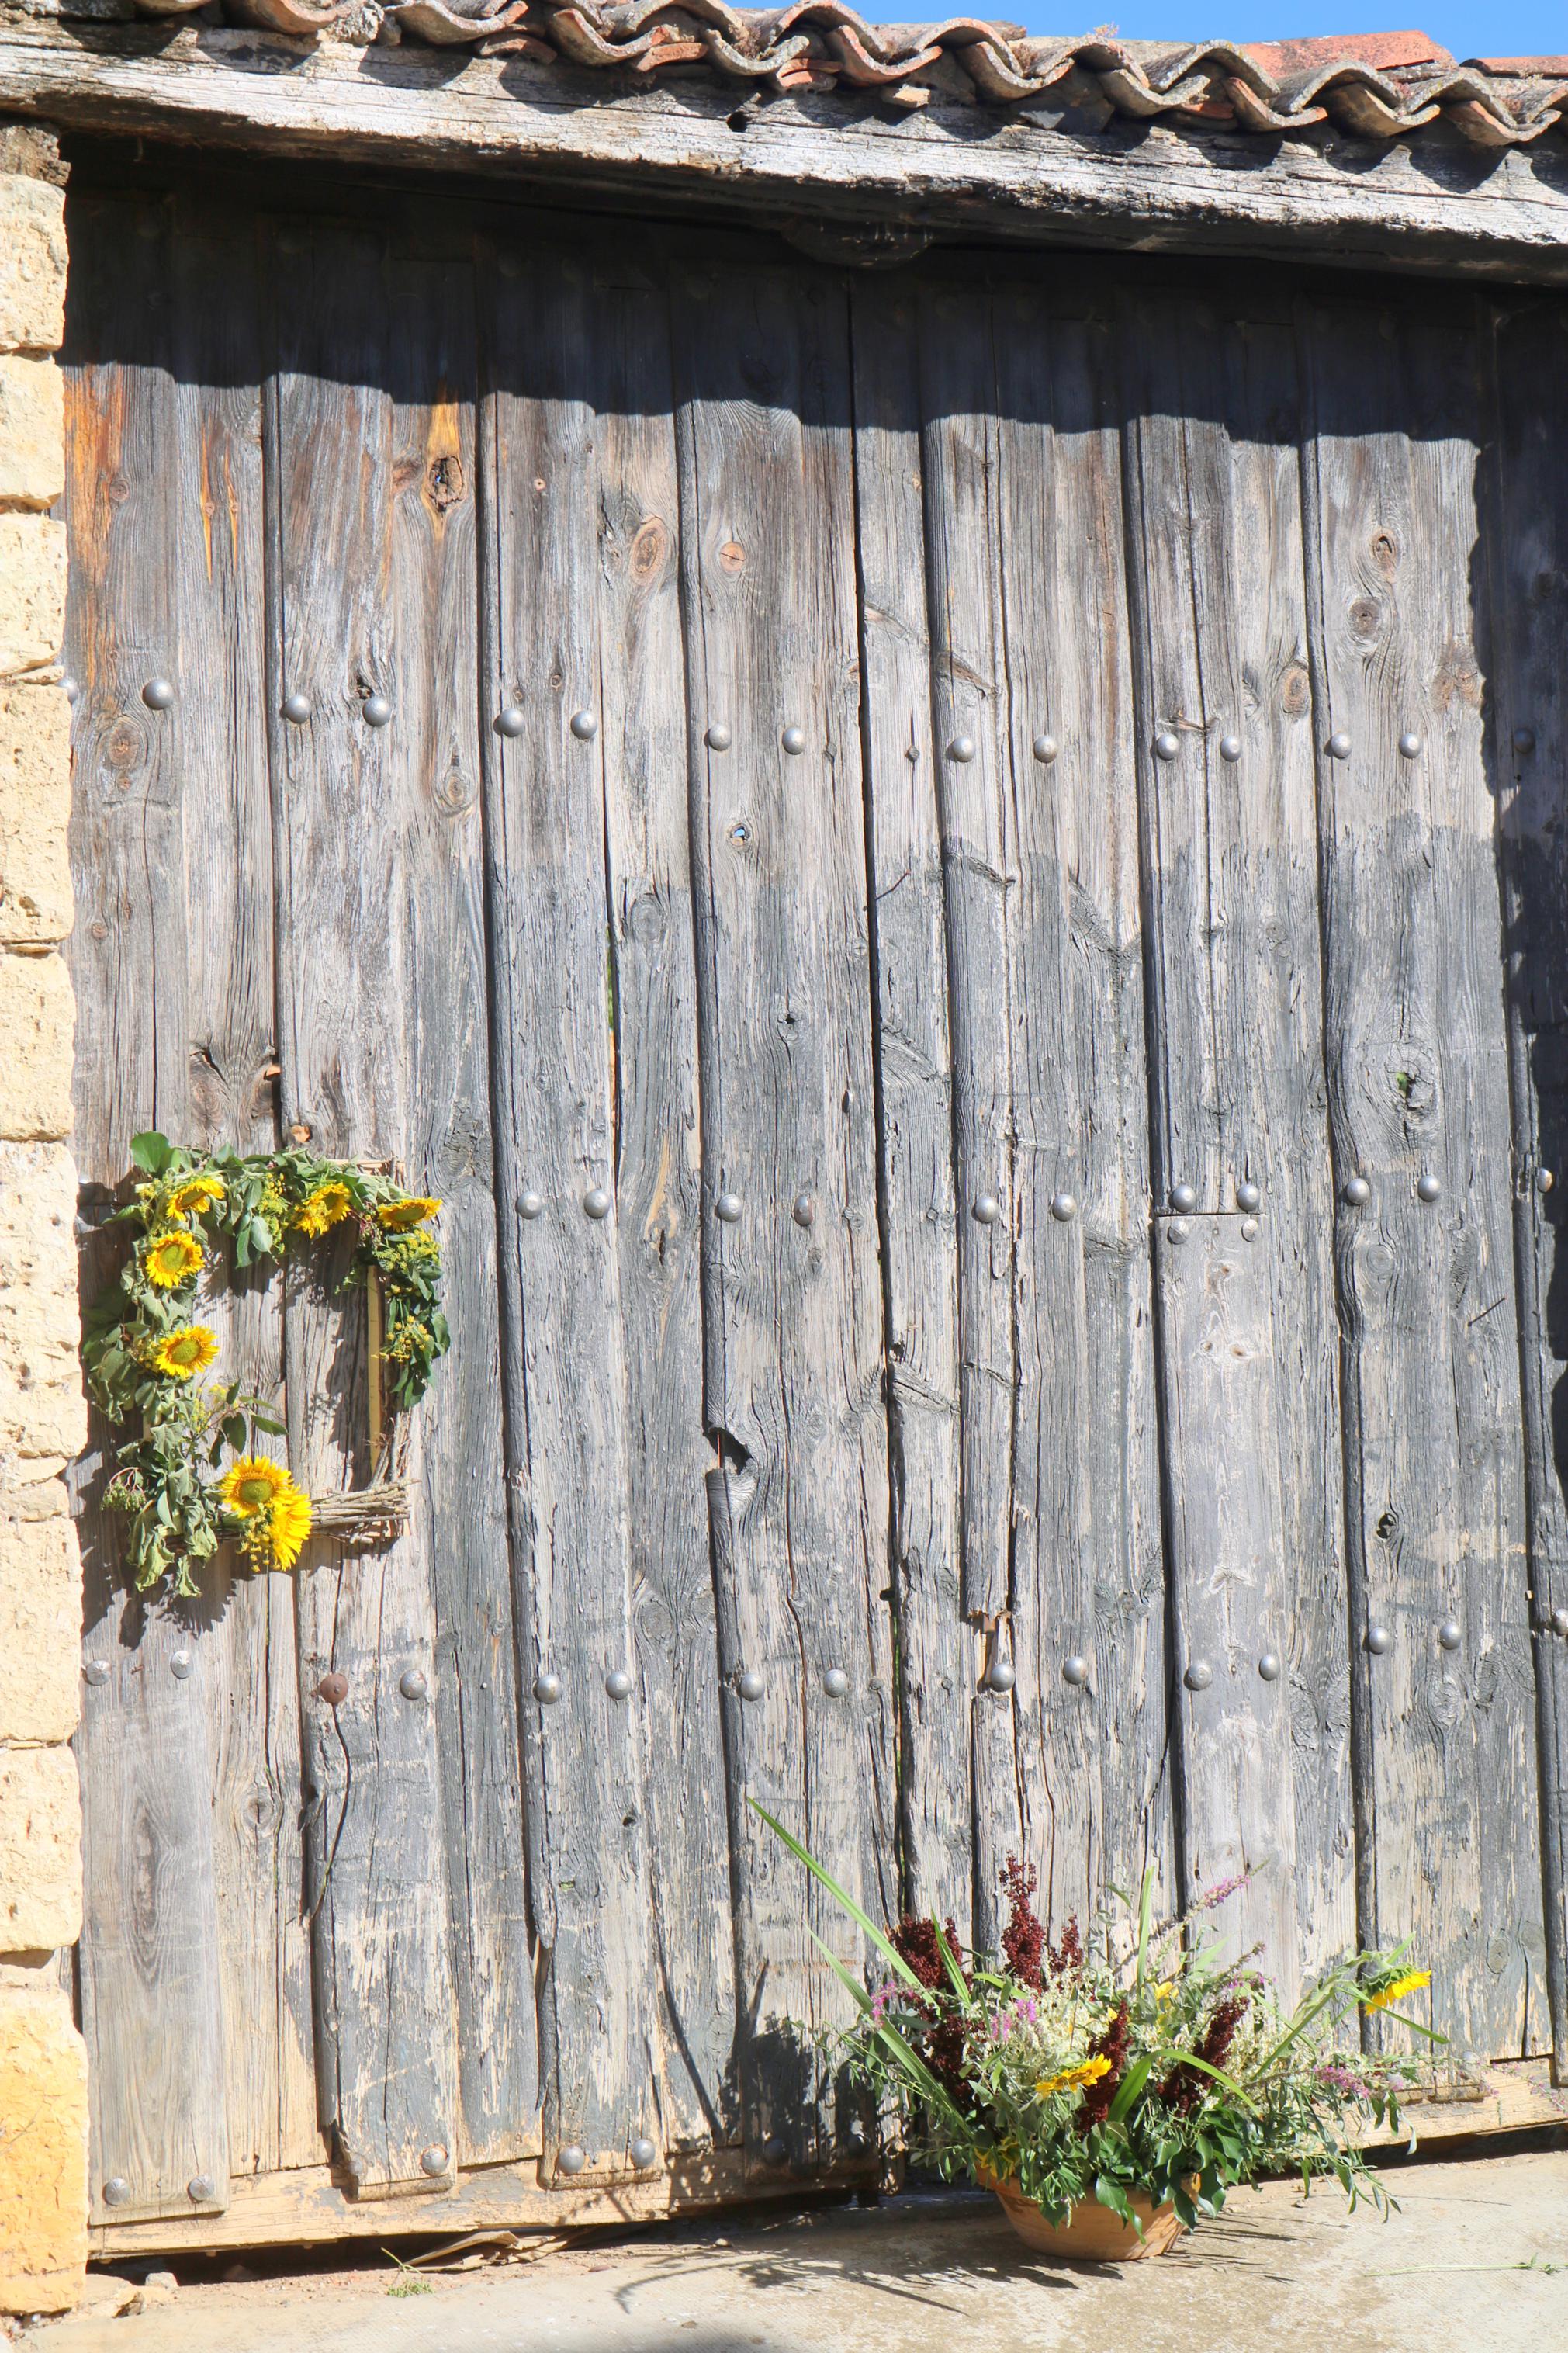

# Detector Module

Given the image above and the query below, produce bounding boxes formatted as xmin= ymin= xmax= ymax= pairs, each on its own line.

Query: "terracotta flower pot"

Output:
xmin=988 ymin=2175 xmax=1187 ymax=2262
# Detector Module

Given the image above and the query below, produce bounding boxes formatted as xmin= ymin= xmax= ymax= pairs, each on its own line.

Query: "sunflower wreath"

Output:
xmin=81 ymin=1131 xmax=449 ymax=1599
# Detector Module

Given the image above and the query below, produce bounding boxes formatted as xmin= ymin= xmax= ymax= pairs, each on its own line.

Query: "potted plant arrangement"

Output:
xmin=757 ymin=1805 xmax=1439 ymax=2263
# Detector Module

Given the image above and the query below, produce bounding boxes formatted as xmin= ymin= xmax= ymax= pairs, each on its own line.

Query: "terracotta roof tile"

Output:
xmin=125 ymin=5 xmax=1568 ymax=145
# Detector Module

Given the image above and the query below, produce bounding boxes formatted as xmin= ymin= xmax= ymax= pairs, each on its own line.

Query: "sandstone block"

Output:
xmin=0 ymin=1745 xmax=80 ymax=1950
xmin=0 ymin=1502 xmax=79 ymax=1745
xmin=0 ymin=1980 xmax=88 ymax=2315
xmin=0 ymin=356 xmax=64 ymax=511
xmin=0 ymin=175 xmax=66 ymax=355
xmin=0 ymin=1143 xmax=85 ymax=1477
xmin=0 ymin=684 xmax=72 ymax=948
xmin=0 ymin=514 xmax=65 ymax=678
xmin=0 ymin=950 xmax=73 ymax=1142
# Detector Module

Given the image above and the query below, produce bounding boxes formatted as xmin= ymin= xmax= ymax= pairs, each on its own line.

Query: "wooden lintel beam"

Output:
xmin=4 ymin=19 xmax=1568 ymax=280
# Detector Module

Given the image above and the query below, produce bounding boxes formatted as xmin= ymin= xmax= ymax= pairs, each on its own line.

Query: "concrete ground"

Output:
xmin=25 ymin=2142 xmax=1568 ymax=2353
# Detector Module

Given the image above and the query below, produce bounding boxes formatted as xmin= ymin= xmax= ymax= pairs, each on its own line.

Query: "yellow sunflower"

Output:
xmin=294 ymin=1182 xmax=355 ymax=1237
xmin=220 ymin=1455 xmax=292 ymax=1519
xmin=267 ymin=1482 xmax=313 ymax=1571
xmin=1362 ymin=1967 xmax=1431 ymax=2015
xmin=144 ymin=1229 xmax=204 ymax=1289
xmin=1035 ymin=2054 xmax=1112 ymax=2099
xmin=150 ymin=1325 xmax=220 ymax=1381
xmin=168 ymin=1173 xmax=226 ymax=1218
xmin=377 ymin=1196 xmax=441 ymax=1232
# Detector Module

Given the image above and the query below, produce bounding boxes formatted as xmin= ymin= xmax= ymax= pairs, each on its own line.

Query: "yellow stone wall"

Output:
xmin=0 ymin=121 xmax=87 ymax=2320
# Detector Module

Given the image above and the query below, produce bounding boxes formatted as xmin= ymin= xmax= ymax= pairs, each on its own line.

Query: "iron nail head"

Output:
xmin=1344 ymin=1176 xmax=1372 ymax=1208
xmin=630 ymin=2139 xmax=659 ymax=2172
xmin=170 ymin=1648 xmax=192 ymax=1679
xmin=947 ymin=734 xmax=976 ymax=764
xmin=83 ymin=1660 xmax=109 ymax=1687
xmin=1366 ymin=1623 xmax=1393 ymax=1656
xmin=420 ymin=2144 xmax=450 ymax=2178
xmin=1050 ymin=1190 xmax=1077 ymax=1222
xmin=781 ymin=725 xmax=806 ymax=755
xmin=1399 ymin=731 xmax=1423 ymax=759
xmin=1438 ymin=1618 xmax=1462 ymax=1651
xmin=1154 ymin=730 xmax=1180 ymax=761
xmin=102 ymin=2178 xmax=133 ymax=2209
xmin=584 ymin=1187 xmax=611 ymax=1220
xmin=1327 ymin=731 xmax=1352 ymax=760
xmin=1237 ymin=1180 xmax=1262 ymax=1213
xmin=1241 ymin=1217 xmax=1260 ymax=1241
xmin=498 ymin=706 xmax=526 ymax=739
xmin=1552 ymin=1607 xmax=1568 ymax=1638
xmin=400 ymin=1669 xmax=428 ymax=1702
xmin=535 ymin=1671 xmax=563 ymax=1705
xmin=1033 ymin=733 xmax=1058 ymax=764
xmin=791 ymin=1192 xmax=815 ymax=1227
xmin=1168 ymin=1218 xmax=1192 ymax=1245
xmin=715 ymin=1191 xmax=742 ymax=1225
xmin=569 ymin=709 xmax=598 ymax=740
xmin=1535 ymin=1168 xmax=1555 ymax=1194
xmin=1062 ymin=1654 xmax=1089 ymax=1687
xmin=187 ymin=2175 xmax=216 ymax=2203
xmin=605 ymin=1667 xmax=633 ymax=1700
xmin=363 ymin=695 xmax=392 ymax=729
xmin=1171 ymin=1183 xmax=1198 ymax=1215
xmin=317 ymin=1671 xmax=349 ymax=1707
xmin=1184 ymin=1659 xmax=1213 ymax=1692
xmin=973 ymin=1194 xmax=1002 ymax=1225
xmin=738 ymin=1669 xmax=765 ymax=1702
xmin=1258 ymin=1651 xmax=1282 ymax=1682
xmin=986 ymin=1658 xmax=1016 ymax=1693
xmin=823 ymin=1666 xmax=849 ymax=1698
xmin=705 ymin=722 xmax=732 ymax=752
xmin=1417 ymin=1173 xmax=1442 ymax=1204
xmin=142 ymin=677 xmax=175 ymax=712
xmin=1514 ymin=726 xmax=1537 ymax=755
xmin=557 ymin=2146 xmax=587 ymax=2178
xmin=1219 ymin=734 xmax=1243 ymax=763
xmin=519 ymin=1190 xmax=544 ymax=1219
xmin=282 ymin=692 xmax=311 ymax=724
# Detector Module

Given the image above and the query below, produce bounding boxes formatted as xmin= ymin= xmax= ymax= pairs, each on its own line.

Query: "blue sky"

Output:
xmin=1003 ymin=7 xmax=1566 ymax=59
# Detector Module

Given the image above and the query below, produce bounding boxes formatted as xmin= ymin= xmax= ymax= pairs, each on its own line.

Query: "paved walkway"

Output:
xmin=34 ymin=2147 xmax=1568 ymax=2353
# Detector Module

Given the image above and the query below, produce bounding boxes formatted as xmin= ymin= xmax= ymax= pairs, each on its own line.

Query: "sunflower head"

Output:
xmin=220 ymin=1455 xmax=291 ymax=1519
xmin=1362 ymin=1967 xmax=1431 ymax=2015
xmin=267 ymin=1482 xmax=313 ymax=1571
xmin=377 ymin=1196 xmax=441 ymax=1233
xmin=144 ymin=1229 xmax=204 ymax=1290
xmin=167 ymin=1173 xmax=226 ymax=1219
xmin=1035 ymin=2054 xmax=1112 ymax=2099
xmin=294 ymin=1182 xmax=355 ymax=1238
xmin=150 ymin=1325 xmax=220 ymax=1381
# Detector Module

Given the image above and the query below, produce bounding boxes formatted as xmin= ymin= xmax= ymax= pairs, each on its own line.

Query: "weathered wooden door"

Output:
xmin=64 ymin=155 xmax=1567 ymax=2254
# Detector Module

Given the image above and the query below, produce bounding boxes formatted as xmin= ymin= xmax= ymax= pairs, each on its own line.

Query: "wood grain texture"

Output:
xmin=1299 ymin=289 xmax=1542 ymax=2060
xmin=848 ymin=279 xmax=971 ymax=1933
xmin=266 ymin=214 xmax=463 ymax=2192
xmin=1481 ymin=292 xmax=1568 ymax=2071
xmin=586 ymin=236 xmax=738 ymax=2148
xmin=673 ymin=251 xmax=895 ymax=2168
xmin=987 ymin=278 xmax=1172 ymax=1949
xmin=1119 ymin=289 xmax=1352 ymax=1984
xmin=16 ymin=26 xmax=1568 ymax=284
xmin=479 ymin=234 xmax=660 ymax=2175
xmin=64 ymin=187 xmax=233 ymax=2226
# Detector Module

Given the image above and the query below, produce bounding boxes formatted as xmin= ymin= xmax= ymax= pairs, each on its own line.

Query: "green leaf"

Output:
xmin=1165 ymin=2050 xmax=1261 ymax=2115
xmin=1134 ymin=1864 xmax=1155 ymax=1991
xmin=251 ymin=1413 xmax=286 ymax=1438
xmin=129 ymin=1131 xmax=173 ymax=1174
xmin=931 ymin=1919 xmax=971 ymax=2005
xmin=749 ymin=1798 xmax=923 ymax=1991
xmin=221 ymin=1415 xmax=247 ymax=1453
xmin=1106 ymin=2054 xmax=1151 ymax=2126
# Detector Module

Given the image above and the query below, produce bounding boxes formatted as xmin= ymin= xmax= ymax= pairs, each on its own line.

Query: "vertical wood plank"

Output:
xmin=480 ymin=234 xmax=659 ymax=2175
xmin=1120 ymin=289 xmax=1352 ymax=1990
xmin=590 ymin=241 xmax=737 ymax=2148
xmin=848 ymin=277 xmax=971 ymax=1932
xmin=1481 ymin=292 xmax=1568 ymax=2071
xmin=989 ymin=282 xmax=1173 ymax=1946
xmin=673 ymin=250 xmax=895 ymax=2168
xmin=64 ymin=188 xmax=232 ymax=2223
xmin=267 ymin=215 xmax=463 ymax=2190
xmin=1300 ymin=289 xmax=1542 ymax=2059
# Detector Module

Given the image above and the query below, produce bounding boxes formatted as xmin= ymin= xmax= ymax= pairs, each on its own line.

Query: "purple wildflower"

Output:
xmin=1195 ymin=1871 xmax=1253 ymax=1913
xmin=1316 ymin=2064 xmax=1374 ymax=2101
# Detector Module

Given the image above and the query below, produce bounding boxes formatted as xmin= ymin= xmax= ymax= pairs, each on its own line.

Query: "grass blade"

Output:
xmin=749 ymin=1797 xmax=920 ymax=1989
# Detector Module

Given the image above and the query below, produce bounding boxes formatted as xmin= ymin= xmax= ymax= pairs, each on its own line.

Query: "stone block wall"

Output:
xmin=0 ymin=121 xmax=87 ymax=2319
